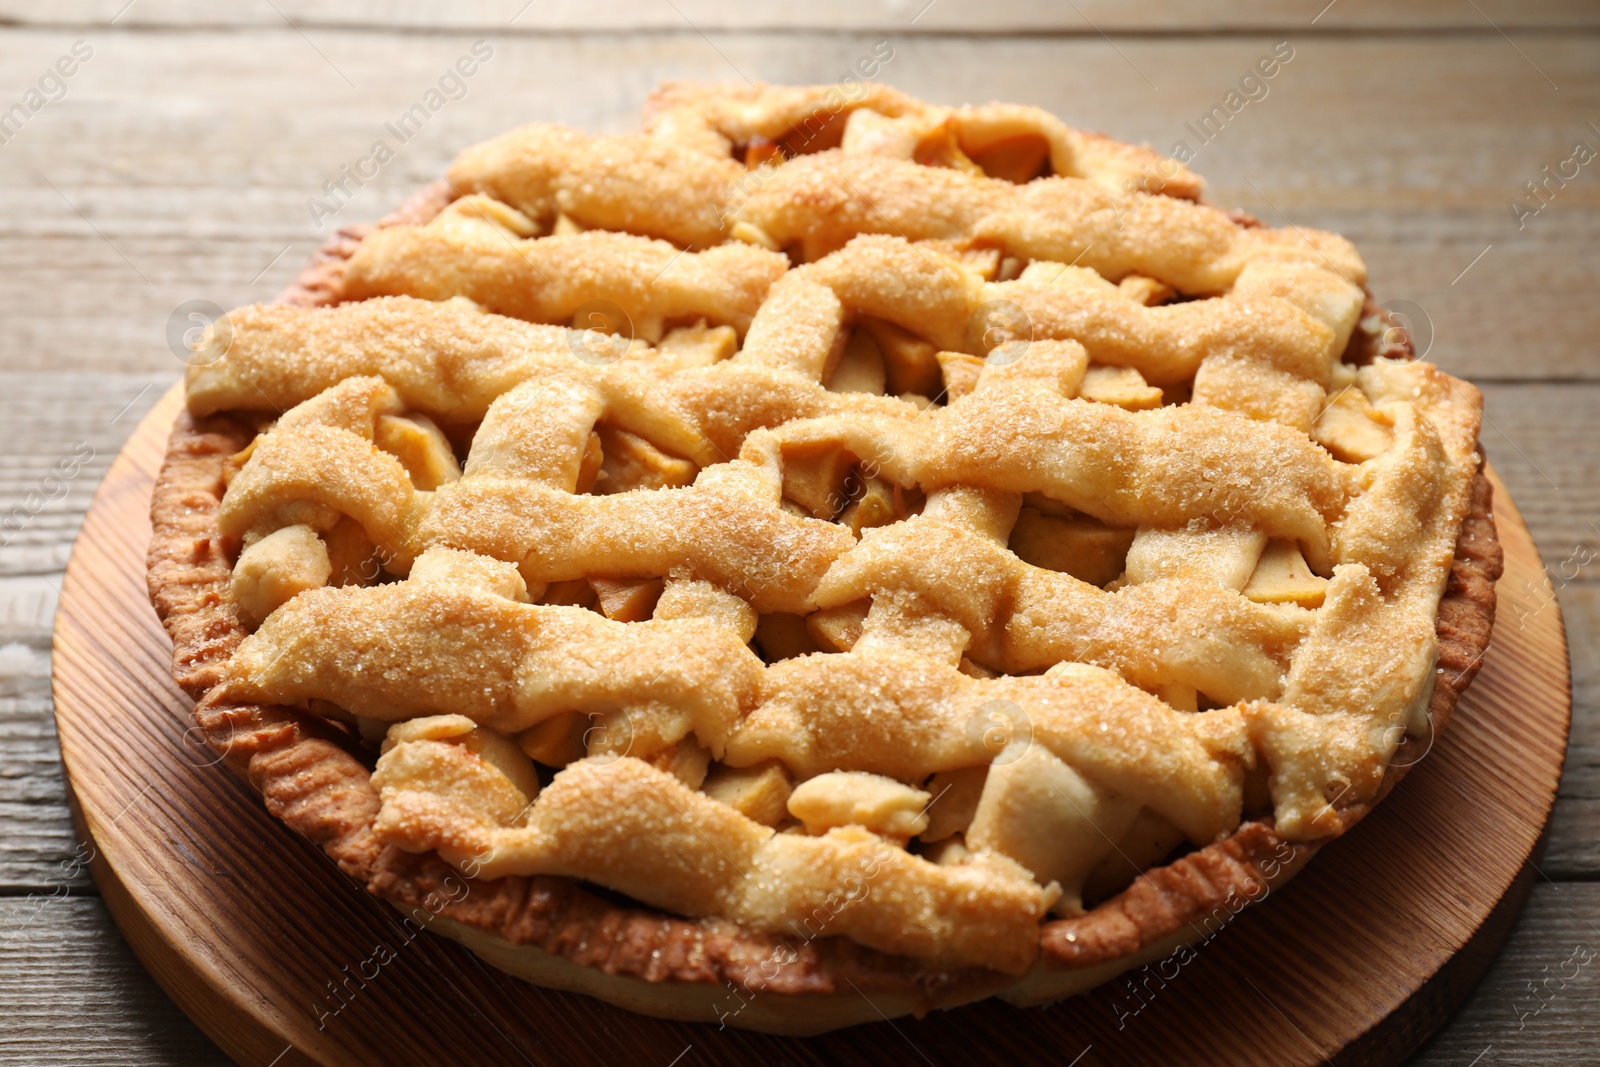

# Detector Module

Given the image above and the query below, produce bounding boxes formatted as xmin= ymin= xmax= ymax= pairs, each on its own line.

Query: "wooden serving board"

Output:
xmin=52 ymin=383 xmax=1571 ymax=1067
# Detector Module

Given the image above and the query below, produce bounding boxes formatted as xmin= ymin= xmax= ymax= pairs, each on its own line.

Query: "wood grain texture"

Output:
xmin=2 ymin=0 xmax=1596 ymax=32
xmin=0 ymin=31 xmax=1596 ymax=379
xmin=0 ymin=897 xmax=230 ymax=1067
xmin=0 ymin=373 xmax=166 ymax=893
xmin=2 ymin=884 xmax=1594 ymax=1067
xmin=1410 ymin=881 xmax=1600 ymax=1064
xmin=39 ymin=383 xmax=1568 ymax=1066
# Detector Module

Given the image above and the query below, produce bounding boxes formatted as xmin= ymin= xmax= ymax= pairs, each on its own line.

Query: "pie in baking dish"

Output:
xmin=148 ymin=82 xmax=1501 ymax=1033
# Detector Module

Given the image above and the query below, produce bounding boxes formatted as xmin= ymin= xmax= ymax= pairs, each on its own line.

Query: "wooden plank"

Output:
xmin=0 ymin=374 xmax=167 ymax=577
xmin=1478 ymin=385 xmax=1600 ymax=572
xmin=0 ymin=375 xmax=166 ymax=889
xmin=1410 ymin=882 xmax=1600 ymax=1064
xmin=0 ymin=897 xmax=231 ymax=1067
xmin=0 ymin=667 xmax=88 ymax=893
xmin=0 ymin=32 xmax=1596 ymax=378
xmin=0 ymin=0 xmax=1595 ymax=32
xmin=1546 ymin=582 xmax=1600 ymax=877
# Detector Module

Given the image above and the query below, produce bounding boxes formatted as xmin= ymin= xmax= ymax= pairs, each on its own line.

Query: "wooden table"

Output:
xmin=1 ymin=3 xmax=1595 ymax=1063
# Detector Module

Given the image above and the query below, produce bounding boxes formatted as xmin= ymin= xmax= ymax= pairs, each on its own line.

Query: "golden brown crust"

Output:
xmin=147 ymin=83 xmax=1501 ymax=1013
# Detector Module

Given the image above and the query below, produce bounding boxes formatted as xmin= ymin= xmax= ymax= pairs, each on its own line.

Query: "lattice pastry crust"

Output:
xmin=148 ymin=82 xmax=1500 ymax=1033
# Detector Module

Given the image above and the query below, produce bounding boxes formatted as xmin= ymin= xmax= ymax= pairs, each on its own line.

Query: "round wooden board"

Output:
xmin=53 ymin=382 xmax=1571 ymax=1067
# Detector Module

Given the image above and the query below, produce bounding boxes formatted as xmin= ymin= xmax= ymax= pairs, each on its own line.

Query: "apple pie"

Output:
xmin=148 ymin=82 xmax=1501 ymax=1034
